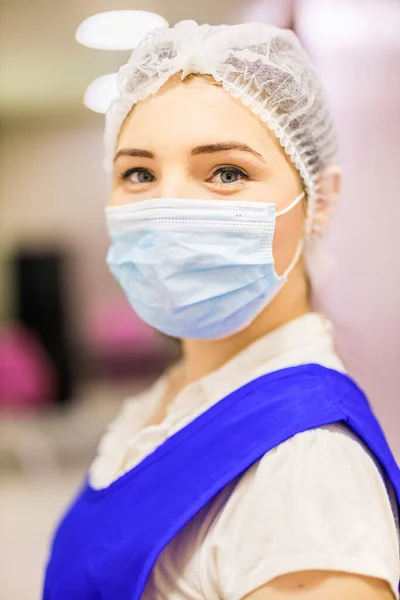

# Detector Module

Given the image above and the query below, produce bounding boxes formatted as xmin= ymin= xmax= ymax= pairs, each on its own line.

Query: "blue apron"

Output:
xmin=43 ymin=364 xmax=400 ymax=599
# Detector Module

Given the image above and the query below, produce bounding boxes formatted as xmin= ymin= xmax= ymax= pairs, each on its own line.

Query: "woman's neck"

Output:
xmin=180 ymin=269 xmax=311 ymax=386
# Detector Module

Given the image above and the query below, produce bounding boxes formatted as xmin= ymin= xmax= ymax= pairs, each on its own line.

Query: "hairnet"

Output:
xmin=104 ymin=20 xmax=339 ymax=284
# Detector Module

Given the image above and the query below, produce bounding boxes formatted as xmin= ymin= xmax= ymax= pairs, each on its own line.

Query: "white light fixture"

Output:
xmin=76 ymin=10 xmax=168 ymax=51
xmin=83 ymin=73 xmax=119 ymax=114
xmin=296 ymin=0 xmax=400 ymax=49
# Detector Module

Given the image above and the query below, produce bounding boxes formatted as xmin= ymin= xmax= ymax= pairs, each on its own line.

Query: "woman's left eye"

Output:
xmin=210 ymin=166 xmax=249 ymax=185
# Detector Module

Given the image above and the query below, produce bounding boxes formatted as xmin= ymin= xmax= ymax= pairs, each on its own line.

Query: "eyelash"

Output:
xmin=119 ymin=166 xmax=249 ymax=186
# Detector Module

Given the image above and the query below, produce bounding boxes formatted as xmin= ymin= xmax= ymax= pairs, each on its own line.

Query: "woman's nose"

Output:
xmin=156 ymin=169 xmax=198 ymax=200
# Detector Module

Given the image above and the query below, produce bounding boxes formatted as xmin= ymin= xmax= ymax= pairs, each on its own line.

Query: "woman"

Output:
xmin=44 ymin=20 xmax=400 ymax=600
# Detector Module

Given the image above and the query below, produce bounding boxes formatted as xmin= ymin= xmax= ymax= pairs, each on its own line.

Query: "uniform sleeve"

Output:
xmin=210 ymin=424 xmax=399 ymax=600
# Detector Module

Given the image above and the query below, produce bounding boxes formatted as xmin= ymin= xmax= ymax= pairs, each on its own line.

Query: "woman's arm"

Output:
xmin=243 ymin=570 xmax=395 ymax=600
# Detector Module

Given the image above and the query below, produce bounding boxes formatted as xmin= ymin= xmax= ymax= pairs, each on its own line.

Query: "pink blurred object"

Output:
xmin=85 ymin=296 xmax=161 ymax=359
xmin=0 ymin=325 xmax=55 ymax=409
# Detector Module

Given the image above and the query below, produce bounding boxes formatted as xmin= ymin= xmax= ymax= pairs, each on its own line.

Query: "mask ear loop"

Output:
xmin=275 ymin=191 xmax=306 ymax=279
xmin=275 ymin=191 xmax=305 ymax=218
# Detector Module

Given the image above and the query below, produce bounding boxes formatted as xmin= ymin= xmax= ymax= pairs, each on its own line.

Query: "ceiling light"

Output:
xmin=76 ymin=10 xmax=168 ymax=51
xmin=83 ymin=73 xmax=119 ymax=114
xmin=296 ymin=0 xmax=400 ymax=49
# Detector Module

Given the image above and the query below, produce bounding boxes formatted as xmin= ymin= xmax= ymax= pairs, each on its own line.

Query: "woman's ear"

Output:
xmin=311 ymin=165 xmax=342 ymax=237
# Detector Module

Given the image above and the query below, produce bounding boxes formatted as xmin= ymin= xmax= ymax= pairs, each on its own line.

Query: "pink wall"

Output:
xmin=297 ymin=0 xmax=400 ymax=456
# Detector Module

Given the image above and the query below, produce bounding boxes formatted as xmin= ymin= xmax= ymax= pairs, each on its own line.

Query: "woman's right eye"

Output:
xmin=120 ymin=167 xmax=155 ymax=184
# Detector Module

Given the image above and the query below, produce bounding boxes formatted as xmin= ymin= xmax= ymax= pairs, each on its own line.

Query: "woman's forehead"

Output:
xmin=117 ymin=78 xmax=279 ymax=155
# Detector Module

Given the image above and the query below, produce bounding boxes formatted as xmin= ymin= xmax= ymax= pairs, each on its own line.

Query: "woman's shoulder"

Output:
xmin=218 ymin=422 xmax=398 ymax=519
xmin=237 ymin=423 xmax=399 ymax=530
xmin=206 ymin=423 xmax=399 ymax=600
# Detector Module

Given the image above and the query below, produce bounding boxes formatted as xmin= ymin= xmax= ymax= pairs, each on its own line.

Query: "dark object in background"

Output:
xmin=13 ymin=249 xmax=75 ymax=405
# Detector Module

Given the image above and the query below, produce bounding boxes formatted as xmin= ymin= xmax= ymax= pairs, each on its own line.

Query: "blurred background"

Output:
xmin=0 ymin=0 xmax=399 ymax=598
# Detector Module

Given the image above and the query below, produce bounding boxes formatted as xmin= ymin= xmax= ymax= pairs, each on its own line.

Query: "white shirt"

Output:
xmin=90 ymin=312 xmax=400 ymax=599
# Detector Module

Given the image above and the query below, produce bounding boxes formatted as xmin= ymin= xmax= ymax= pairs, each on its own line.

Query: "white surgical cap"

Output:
xmin=104 ymin=20 xmax=339 ymax=286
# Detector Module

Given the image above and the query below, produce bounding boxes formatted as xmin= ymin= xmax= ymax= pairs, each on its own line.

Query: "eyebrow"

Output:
xmin=114 ymin=142 xmax=266 ymax=163
xmin=191 ymin=142 xmax=266 ymax=162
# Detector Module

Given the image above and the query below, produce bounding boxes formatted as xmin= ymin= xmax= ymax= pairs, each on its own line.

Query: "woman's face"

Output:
xmin=111 ymin=76 xmax=306 ymax=276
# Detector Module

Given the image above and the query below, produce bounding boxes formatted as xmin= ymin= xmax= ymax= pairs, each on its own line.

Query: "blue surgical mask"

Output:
xmin=105 ymin=194 xmax=305 ymax=340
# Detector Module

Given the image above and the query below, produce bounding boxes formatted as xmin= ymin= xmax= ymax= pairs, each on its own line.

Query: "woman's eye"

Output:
xmin=118 ymin=166 xmax=248 ymax=187
xmin=120 ymin=167 xmax=155 ymax=184
xmin=210 ymin=166 xmax=249 ymax=185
